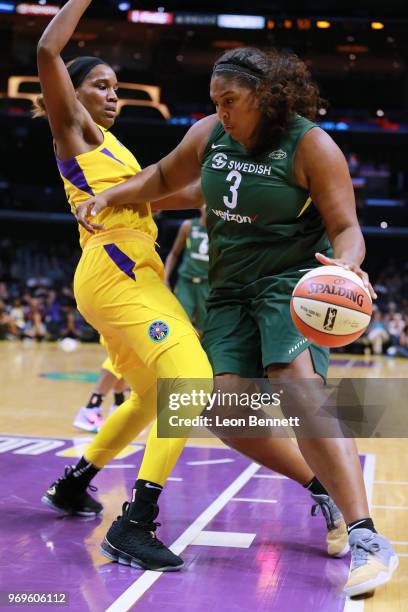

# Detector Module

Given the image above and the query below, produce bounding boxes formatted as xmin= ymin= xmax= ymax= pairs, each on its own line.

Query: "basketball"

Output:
xmin=290 ymin=265 xmax=372 ymax=347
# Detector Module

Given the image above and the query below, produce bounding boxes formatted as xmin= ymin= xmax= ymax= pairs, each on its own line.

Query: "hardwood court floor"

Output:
xmin=0 ymin=340 xmax=407 ymax=611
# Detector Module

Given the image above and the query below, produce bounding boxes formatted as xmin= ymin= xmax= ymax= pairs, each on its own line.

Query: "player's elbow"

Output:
xmin=37 ymin=40 xmax=58 ymax=60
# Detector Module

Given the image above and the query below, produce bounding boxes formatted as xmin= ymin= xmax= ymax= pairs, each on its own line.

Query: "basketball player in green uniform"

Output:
xmin=165 ymin=206 xmax=209 ymax=332
xmin=78 ymin=47 xmax=397 ymax=596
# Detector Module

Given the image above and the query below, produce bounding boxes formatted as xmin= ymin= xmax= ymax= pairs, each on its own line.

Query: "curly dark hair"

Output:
xmin=212 ymin=47 xmax=324 ymax=155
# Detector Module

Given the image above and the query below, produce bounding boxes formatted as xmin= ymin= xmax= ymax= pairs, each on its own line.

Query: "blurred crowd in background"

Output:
xmin=0 ymin=236 xmax=407 ymax=357
xmin=0 ymin=238 xmax=97 ymax=343
xmin=1 ymin=5 xmax=407 ymax=357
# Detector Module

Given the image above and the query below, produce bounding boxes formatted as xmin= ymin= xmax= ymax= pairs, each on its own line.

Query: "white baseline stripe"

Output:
xmin=343 ymin=453 xmax=376 ymax=612
xmin=14 ymin=440 xmax=65 ymax=455
xmin=192 ymin=530 xmax=256 ymax=549
xmin=185 ymin=442 xmax=231 ymax=449
xmin=103 ymin=468 xmax=182 ymax=482
xmin=363 ymin=453 xmax=376 ymax=509
xmin=343 ymin=598 xmax=366 ymax=611
xmin=232 ymin=497 xmax=277 ymax=504
xmin=106 ymin=462 xmax=260 ymax=612
xmin=252 ymin=474 xmax=288 ymax=480
xmin=187 ymin=458 xmax=234 ymax=466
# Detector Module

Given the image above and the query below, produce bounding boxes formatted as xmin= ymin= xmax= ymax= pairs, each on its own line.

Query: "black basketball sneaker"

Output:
xmin=100 ymin=502 xmax=184 ymax=571
xmin=41 ymin=466 xmax=103 ymax=517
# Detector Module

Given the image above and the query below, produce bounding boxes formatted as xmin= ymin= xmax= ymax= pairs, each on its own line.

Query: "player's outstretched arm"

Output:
xmin=37 ymin=0 xmax=93 ymax=139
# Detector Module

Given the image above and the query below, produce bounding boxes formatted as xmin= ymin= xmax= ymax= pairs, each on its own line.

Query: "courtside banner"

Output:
xmin=156 ymin=378 xmax=407 ymax=438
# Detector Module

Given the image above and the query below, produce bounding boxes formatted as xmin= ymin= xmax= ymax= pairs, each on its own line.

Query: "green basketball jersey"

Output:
xmin=201 ymin=115 xmax=331 ymax=291
xmin=177 ymin=218 xmax=209 ymax=279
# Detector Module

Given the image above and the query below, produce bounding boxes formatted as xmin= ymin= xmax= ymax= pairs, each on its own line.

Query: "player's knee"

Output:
xmin=165 ymin=376 xmax=214 ymax=423
xmin=117 ymin=390 xmax=141 ymax=414
xmin=158 ymin=337 xmax=213 ymax=380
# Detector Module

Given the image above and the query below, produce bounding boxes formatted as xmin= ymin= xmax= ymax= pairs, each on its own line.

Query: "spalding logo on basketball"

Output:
xmin=290 ymin=266 xmax=372 ymax=348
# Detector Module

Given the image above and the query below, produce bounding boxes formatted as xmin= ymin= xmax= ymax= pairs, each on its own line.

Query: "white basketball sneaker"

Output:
xmin=73 ymin=406 xmax=104 ymax=433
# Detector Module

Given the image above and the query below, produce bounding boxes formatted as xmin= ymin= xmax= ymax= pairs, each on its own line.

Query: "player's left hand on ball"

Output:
xmin=75 ymin=197 xmax=107 ymax=234
xmin=315 ymin=252 xmax=377 ymax=299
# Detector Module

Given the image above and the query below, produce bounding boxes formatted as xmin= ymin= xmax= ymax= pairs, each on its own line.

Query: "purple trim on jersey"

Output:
xmin=56 ymin=157 xmax=94 ymax=197
xmin=100 ymin=147 xmax=125 ymax=165
xmin=103 ymin=244 xmax=136 ymax=281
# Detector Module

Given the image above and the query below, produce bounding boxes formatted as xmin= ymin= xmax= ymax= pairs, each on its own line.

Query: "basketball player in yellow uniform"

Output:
xmin=36 ymin=0 xmax=213 ymax=571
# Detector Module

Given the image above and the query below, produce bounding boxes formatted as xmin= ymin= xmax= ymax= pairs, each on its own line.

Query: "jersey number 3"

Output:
xmin=223 ymin=170 xmax=242 ymax=209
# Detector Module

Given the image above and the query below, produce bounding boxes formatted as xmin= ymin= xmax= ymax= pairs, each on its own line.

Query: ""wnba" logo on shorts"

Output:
xmin=148 ymin=321 xmax=170 ymax=342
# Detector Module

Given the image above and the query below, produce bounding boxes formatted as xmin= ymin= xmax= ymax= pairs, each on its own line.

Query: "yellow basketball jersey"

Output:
xmin=56 ymin=126 xmax=157 ymax=248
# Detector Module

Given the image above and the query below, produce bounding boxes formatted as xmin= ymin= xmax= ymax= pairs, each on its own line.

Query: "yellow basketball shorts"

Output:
xmin=73 ymin=229 xmax=202 ymax=375
xmin=101 ymin=355 xmax=122 ymax=379
xmin=99 ymin=336 xmax=122 ymax=379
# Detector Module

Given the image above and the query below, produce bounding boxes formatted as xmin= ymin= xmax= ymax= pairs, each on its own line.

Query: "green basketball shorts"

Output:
xmin=174 ymin=276 xmax=209 ymax=331
xmin=202 ymin=271 xmax=329 ymax=379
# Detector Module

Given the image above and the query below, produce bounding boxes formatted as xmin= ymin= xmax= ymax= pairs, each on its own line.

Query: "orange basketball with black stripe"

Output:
xmin=290 ymin=265 xmax=372 ymax=348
